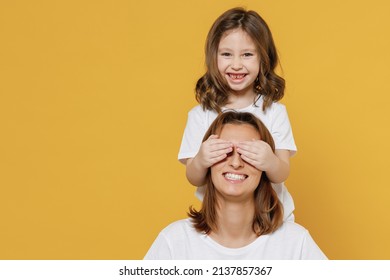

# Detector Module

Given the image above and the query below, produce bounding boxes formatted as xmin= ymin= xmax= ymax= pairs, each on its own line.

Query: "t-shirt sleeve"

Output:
xmin=272 ymin=183 xmax=295 ymax=221
xmin=300 ymin=230 xmax=328 ymax=260
xmin=178 ymin=107 xmax=207 ymax=164
xmin=270 ymin=104 xmax=297 ymax=155
xmin=143 ymin=233 xmax=173 ymax=260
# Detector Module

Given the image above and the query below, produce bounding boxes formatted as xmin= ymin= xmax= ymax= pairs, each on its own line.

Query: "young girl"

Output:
xmin=178 ymin=7 xmax=297 ymax=221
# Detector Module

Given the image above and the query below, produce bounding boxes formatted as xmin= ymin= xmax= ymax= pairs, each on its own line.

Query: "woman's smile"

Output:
xmin=223 ymin=172 xmax=248 ymax=183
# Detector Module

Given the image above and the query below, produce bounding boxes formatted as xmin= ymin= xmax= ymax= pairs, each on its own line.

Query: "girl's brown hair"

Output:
xmin=196 ymin=7 xmax=285 ymax=113
xmin=188 ymin=111 xmax=283 ymax=236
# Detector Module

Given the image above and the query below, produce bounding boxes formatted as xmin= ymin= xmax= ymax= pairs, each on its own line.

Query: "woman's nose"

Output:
xmin=229 ymin=147 xmax=244 ymax=169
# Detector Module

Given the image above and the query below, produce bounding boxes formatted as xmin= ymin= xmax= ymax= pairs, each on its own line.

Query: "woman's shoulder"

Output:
xmin=275 ymin=222 xmax=327 ymax=260
xmin=282 ymin=221 xmax=308 ymax=231
xmin=159 ymin=218 xmax=197 ymax=237
xmin=274 ymin=221 xmax=310 ymax=238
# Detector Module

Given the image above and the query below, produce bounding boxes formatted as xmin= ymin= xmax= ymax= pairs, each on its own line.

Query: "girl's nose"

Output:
xmin=231 ymin=57 xmax=243 ymax=70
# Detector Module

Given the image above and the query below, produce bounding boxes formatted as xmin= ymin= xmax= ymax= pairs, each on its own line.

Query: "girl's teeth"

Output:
xmin=229 ymin=74 xmax=245 ymax=79
xmin=224 ymin=173 xmax=246 ymax=180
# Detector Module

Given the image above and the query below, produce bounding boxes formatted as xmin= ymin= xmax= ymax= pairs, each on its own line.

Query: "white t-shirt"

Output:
xmin=144 ymin=219 xmax=327 ymax=260
xmin=178 ymin=97 xmax=297 ymax=220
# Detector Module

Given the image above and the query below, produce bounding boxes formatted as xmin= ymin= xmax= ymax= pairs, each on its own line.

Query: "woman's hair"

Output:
xmin=188 ymin=111 xmax=283 ymax=236
xmin=196 ymin=7 xmax=285 ymax=113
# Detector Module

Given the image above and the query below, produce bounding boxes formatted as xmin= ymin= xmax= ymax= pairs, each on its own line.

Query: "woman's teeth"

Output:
xmin=224 ymin=173 xmax=247 ymax=181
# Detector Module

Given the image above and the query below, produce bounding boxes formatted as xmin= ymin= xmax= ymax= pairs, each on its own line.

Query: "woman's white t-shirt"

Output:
xmin=144 ymin=219 xmax=327 ymax=260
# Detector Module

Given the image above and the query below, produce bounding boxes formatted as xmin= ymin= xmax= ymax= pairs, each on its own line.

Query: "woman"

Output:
xmin=145 ymin=111 xmax=326 ymax=259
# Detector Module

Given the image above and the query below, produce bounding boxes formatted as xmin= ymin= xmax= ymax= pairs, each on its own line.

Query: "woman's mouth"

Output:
xmin=223 ymin=172 xmax=248 ymax=181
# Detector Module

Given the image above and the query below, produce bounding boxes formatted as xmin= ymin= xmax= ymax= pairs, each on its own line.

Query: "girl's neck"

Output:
xmin=209 ymin=199 xmax=257 ymax=248
xmin=225 ymin=89 xmax=258 ymax=110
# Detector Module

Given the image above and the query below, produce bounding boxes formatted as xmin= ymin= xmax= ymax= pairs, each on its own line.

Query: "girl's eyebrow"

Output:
xmin=238 ymin=48 xmax=257 ymax=53
xmin=218 ymin=47 xmax=257 ymax=52
xmin=218 ymin=47 xmax=233 ymax=51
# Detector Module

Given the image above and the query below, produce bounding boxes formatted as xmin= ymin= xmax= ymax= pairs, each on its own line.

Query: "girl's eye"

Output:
xmin=220 ymin=52 xmax=232 ymax=57
xmin=243 ymin=53 xmax=254 ymax=57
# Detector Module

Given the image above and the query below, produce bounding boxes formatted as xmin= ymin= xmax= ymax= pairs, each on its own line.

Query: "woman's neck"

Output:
xmin=209 ymin=199 xmax=257 ymax=248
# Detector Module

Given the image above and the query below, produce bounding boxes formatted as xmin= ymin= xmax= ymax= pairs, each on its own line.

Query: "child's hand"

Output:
xmin=236 ymin=140 xmax=277 ymax=171
xmin=197 ymin=135 xmax=233 ymax=168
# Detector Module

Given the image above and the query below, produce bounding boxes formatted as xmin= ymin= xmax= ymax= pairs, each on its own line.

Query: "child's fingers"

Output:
xmin=239 ymin=154 xmax=258 ymax=168
xmin=238 ymin=140 xmax=266 ymax=153
xmin=209 ymin=142 xmax=233 ymax=152
xmin=203 ymin=140 xmax=232 ymax=151
xmin=201 ymin=150 xmax=229 ymax=167
xmin=207 ymin=146 xmax=232 ymax=160
xmin=236 ymin=145 xmax=258 ymax=157
xmin=210 ymin=153 xmax=228 ymax=164
xmin=205 ymin=135 xmax=232 ymax=147
xmin=200 ymin=142 xmax=232 ymax=166
xmin=237 ymin=150 xmax=257 ymax=162
xmin=237 ymin=141 xmax=255 ymax=150
xmin=236 ymin=145 xmax=253 ymax=154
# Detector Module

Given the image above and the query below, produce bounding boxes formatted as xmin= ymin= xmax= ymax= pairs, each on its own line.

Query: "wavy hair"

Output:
xmin=196 ymin=7 xmax=285 ymax=113
xmin=188 ymin=111 xmax=283 ymax=236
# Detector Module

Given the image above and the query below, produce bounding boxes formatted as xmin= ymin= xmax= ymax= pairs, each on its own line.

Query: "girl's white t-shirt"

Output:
xmin=178 ymin=97 xmax=297 ymax=220
xmin=144 ymin=219 xmax=327 ymax=260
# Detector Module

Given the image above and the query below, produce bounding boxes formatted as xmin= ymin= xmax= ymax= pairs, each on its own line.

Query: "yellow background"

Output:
xmin=1 ymin=0 xmax=389 ymax=259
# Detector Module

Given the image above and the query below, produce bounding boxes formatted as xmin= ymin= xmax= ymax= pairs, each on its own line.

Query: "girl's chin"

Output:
xmin=228 ymin=84 xmax=255 ymax=94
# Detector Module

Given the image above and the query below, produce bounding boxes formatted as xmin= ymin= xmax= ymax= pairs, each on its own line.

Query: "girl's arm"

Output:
xmin=267 ymin=149 xmax=290 ymax=183
xmin=185 ymin=157 xmax=208 ymax=186
xmin=236 ymin=103 xmax=295 ymax=184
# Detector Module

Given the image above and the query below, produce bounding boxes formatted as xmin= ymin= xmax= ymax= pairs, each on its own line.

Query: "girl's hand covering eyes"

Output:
xmin=236 ymin=140 xmax=277 ymax=171
xmin=197 ymin=135 xmax=233 ymax=168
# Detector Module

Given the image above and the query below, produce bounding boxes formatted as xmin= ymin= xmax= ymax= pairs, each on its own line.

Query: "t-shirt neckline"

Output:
xmin=221 ymin=96 xmax=263 ymax=113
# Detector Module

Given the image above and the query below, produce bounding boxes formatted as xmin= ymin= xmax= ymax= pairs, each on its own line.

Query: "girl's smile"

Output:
xmin=227 ymin=73 xmax=247 ymax=82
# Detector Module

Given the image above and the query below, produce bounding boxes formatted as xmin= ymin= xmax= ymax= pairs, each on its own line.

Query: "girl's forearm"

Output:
xmin=266 ymin=158 xmax=290 ymax=183
xmin=266 ymin=150 xmax=290 ymax=184
xmin=185 ymin=157 xmax=208 ymax=186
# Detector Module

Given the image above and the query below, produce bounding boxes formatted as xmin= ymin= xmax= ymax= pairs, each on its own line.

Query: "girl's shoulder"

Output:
xmin=187 ymin=105 xmax=218 ymax=121
xmin=256 ymin=95 xmax=287 ymax=111
xmin=252 ymin=96 xmax=288 ymax=117
xmin=188 ymin=104 xmax=205 ymax=115
xmin=188 ymin=104 xmax=215 ymax=114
